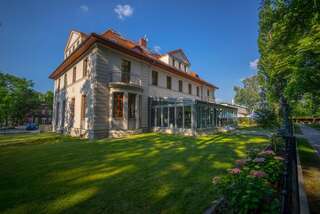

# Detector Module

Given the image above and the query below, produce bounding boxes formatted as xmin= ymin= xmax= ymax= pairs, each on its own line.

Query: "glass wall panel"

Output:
xmin=196 ymin=105 xmax=201 ymax=128
xmin=156 ymin=108 xmax=161 ymax=127
xmin=151 ymin=108 xmax=155 ymax=127
xmin=184 ymin=106 xmax=192 ymax=128
xmin=209 ymin=107 xmax=214 ymax=127
xmin=163 ymin=107 xmax=168 ymax=127
xmin=169 ymin=107 xmax=175 ymax=128
xmin=150 ymin=97 xmax=220 ymax=130
xmin=176 ymin=107 xmax=183 ymax=128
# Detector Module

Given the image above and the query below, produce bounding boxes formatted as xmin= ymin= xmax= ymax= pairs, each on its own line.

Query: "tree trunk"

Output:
xmin=280 ymin=95 xmax=292 ymax=136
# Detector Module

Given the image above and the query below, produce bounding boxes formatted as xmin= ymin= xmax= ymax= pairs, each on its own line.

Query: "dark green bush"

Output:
xmin=254 ymin=108 xmax=279 ymax=128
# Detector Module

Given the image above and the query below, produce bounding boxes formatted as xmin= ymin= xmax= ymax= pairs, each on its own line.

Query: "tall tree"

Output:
xmin=0 ymin=72 xmax=41 ymax=126
xmin=258 ymin=0 xmax=320 ymax=133
xmin=233 ymin=75 xmax=260 ymax=113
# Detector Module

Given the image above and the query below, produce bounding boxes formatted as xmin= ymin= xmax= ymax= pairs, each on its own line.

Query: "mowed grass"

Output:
xmin=0 ymin=132 xmax=269 ymax=214
xmin=297 ymin=138 xmax=320 ymax=214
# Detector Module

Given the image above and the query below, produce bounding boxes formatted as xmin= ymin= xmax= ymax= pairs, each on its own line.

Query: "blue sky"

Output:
xmin=0 ymin=0 xmax=260 ymax=102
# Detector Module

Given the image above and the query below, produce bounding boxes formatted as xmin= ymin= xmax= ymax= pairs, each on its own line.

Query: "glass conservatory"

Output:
xmin=149 ymin=97 xmax=237 ymax=134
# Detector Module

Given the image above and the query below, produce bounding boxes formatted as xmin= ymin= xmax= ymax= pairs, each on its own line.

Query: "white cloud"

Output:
xmin=80 ymin=5 xmax=89 ymax=12
xmin=153 ymin=45 xmax=161 ymax=53
xmin=249 ymin=58 xmax=259 ymax=70
xmin=114 ymin=4 xmax=134 ymax=20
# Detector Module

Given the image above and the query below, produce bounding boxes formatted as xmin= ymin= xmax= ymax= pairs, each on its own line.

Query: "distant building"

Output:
xmin=220 ymin=102 xmax=249 ymax=118
xmin=26 ymin=104 xmax=52 ymax=125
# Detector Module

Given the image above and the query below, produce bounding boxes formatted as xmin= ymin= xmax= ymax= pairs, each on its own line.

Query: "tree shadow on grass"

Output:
xmin=0 ymin=133 xmax=269 ymax=214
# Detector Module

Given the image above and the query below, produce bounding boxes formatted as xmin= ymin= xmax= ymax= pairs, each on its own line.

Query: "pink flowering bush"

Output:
xmin=212 ymin=145 xmax=284 ymax=213
xmin=228 ymin=167 xmax=241 ymax=174
xmin=250 ymin=170 xmax=267 ymax=178
xmin=235 ymin=158 xmax=250 ymax=167
xmin=212 ymin=176 xmax=221 ymax=184
xmin=259 ymin=149 xmax=276 ymax=156
xmin=253 ymin=157 xmax=266 ymax=163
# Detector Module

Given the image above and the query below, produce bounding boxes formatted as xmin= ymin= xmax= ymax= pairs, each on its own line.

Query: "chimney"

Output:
xmin=139 ymin=36 xmax=148 ymax=48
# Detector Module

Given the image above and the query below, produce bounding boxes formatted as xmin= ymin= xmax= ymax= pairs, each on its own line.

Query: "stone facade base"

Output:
xmin=153 ymin=127 xmax=195 ymax=136
xmin=109 ymin=129 xmax=143 ymax=138
xmin=152 ymin=127 xmax=218 ymax=136
xmin=59 ymin=128 xmax=89 ymax=138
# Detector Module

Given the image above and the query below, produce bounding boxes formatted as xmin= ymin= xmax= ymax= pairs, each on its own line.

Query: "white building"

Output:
xmin=49 ymin=28 xmax=235 ymax=139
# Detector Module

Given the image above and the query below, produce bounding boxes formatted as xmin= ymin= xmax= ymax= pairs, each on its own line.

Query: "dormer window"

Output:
xmin=179 ymin=62 xmax=182 ymax=70
xmin=172 ymin=58 xmax=175 ymax=67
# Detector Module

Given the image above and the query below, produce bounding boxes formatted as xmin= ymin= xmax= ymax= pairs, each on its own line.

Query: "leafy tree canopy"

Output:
xmin=0 ymin=72 xmax=53 ymax=127
xmin=258 ymin=0 xmax=320 ymax=119
xmin=233 ymin=75 xmax=260 ymax=113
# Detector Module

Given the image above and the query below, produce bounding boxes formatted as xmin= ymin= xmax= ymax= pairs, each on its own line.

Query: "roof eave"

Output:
xmin=49 ymin=33 xmax=219 ymax=90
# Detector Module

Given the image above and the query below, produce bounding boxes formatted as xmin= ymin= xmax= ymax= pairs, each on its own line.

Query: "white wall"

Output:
xmin=53 ymin=50 xmax=95 ymax=137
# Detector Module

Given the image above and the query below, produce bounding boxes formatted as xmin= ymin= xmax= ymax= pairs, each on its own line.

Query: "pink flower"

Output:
xmin=259 ymin=150 xmax=275 ymax=156
xmin=274 ymin=156 xmax=284 ymax=161
xmin=229 ymin=168 xmax=241 ymax=174
xmin=235 ymin=159 xmax=247 ymax=166
xmin=253 ymin=157 xmax=265 ymax=163
xmin=250 ymin=170 xmax=267 ymax=178
xmin=212 ymin=176 xmax=221 ymax=184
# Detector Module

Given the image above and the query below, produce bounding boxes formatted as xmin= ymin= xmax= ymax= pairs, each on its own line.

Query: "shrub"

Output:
xmin=238 ymin=117 xmax=256 ymax=127
xmin=254 ymin=107 xmax=278 ymax=128
xmin=212 ymin=145 xmax=284 ymax=213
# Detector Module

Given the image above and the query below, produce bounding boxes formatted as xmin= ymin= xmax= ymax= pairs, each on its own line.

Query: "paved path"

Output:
xmin=0 ymin=126 xmax=40 ymax=135
xmin=299 ymin=125 xmax=320 ymax=157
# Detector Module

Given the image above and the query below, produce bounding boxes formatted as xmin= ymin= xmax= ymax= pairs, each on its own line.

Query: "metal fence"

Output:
xmin=281 ymin=134 xmax=300 ymax=214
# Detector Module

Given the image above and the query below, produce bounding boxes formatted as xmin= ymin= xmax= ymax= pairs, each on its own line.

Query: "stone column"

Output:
xmin=135 ymin=94 xmax=140 ymax=129
xmin=123 ymin=91 xmax=128 ymax=130
xmin=109 ymin=91 xmax=113 ymax=130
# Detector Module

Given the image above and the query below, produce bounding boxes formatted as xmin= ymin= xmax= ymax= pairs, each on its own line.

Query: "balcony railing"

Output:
xmin=207 ymin=97 xmax=215 ymax=103
xmin=109 ymin=71 xmax=142 ymax=86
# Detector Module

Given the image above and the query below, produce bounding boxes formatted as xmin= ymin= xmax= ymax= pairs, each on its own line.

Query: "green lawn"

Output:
xmin=0 ymin=132 xmax=269 ymax=214
xmin=297 ymin=138 xmax=320 ymax=214
xmin=237 ymin=125 xmax=275 ymax=136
